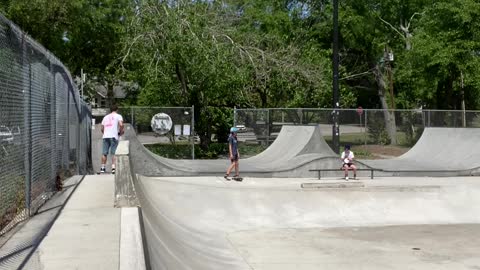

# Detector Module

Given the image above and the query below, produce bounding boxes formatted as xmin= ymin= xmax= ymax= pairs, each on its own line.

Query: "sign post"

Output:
xmin=357 ymin=106 xmax=365 ymax=146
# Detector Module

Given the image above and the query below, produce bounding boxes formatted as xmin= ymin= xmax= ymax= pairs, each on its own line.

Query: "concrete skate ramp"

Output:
xmin=123 ymin=124 xmax=338 ymax=177
xmin=362 ymin=128 xmax=480 ymax=174
xmin=136 ymin=176 xmax=480 ymax=270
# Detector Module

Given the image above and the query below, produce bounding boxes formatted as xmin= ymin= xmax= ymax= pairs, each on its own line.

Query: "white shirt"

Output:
xmin=101 ymin=112 xmax=123 ymax=140
xmin=341 ymin=150 xmax=354 ymax=164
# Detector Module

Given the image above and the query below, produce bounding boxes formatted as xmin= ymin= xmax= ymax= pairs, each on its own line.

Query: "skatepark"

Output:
xmin=100 ymin=124 xmax=480 ymax=269
xmin=2 ymin=122 xmax=480 ymax=270
xmin=122 ymin=124 xmax=480 ymax=178
xmin=2 ymin=5 xmax=480 ymax=270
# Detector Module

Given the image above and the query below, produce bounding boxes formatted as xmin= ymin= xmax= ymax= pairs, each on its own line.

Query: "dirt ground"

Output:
xmin=356 ymin=144 xmax=410 ymax=159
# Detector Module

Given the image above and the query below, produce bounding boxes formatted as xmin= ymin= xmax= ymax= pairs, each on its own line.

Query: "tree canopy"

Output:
xmin=2 ymin=0 xmax=480 ymax=139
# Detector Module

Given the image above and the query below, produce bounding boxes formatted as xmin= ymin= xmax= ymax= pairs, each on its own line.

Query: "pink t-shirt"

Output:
xmin=101 ymin=112 xmax=123 ymax=140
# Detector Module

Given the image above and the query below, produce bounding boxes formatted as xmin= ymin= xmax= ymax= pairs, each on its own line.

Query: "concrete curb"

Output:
xmin=120 ymin=207 xmax=147 ymax=270
xmin=115 ymin=141 xmax=140 ymax=207
xmin=115 ymin=140 xmax=148 ymax=270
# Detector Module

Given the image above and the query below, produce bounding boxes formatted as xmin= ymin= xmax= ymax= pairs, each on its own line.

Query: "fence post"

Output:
xmin=428 ymin=110 xmax=431 ymax=127
xmin=191 ymin=105 xmax=195 ymax=160
xmin=266 ymin=109 xmax=270 ymax=145
xmin=131 ymin=107 xmax=134 ymax=128
xmin=76 ymin=100 xmax=81 ymax=175
xmin=50 ymin=62 xmax=56 ymax=186
xmin=364 ymin=110 xmax=368 ymax=147
xmin=23 ymin=34 xmax=32 ymax=216
xmin=233 ymin=106 xmax=237 ymax=127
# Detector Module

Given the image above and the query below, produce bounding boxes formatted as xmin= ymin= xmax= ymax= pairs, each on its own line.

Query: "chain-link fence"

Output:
xmin=0 ymin=14 xmax=91 ymax=236
xmin=117 ymin=106 xmax=195 ymax=158
xmin=234 ymin=108 xmax=480 ymax=149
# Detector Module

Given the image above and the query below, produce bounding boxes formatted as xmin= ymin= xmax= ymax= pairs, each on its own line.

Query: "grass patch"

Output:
xmin=324 ymin=132 xmax=413 ymax=147
xmin=324 ymin=132 xmax=412 ymax=159
xmin=352 ymin=149 xmax=373 ymax=159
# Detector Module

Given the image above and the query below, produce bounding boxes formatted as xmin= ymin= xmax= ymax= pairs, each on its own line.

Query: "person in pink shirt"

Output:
xmin=100 ymin=104 xmax=124 ymax=174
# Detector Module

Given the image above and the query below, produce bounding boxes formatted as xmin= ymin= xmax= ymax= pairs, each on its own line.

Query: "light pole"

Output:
xmin=332 ymin=0 xmax=340 ymax=154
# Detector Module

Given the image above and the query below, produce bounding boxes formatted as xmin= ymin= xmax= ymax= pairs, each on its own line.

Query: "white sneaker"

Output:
xmin=345 ymin=177 xmax=349 ymax=180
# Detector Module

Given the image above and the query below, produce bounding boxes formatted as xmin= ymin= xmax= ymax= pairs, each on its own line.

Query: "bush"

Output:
xmin=368 ymin=120 xmax=390 ymax=145
xmin=399 ymin=111 xmax=423 ymax=146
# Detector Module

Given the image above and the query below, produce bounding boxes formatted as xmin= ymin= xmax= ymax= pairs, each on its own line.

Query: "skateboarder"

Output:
xmin=100 ymin=104 xmax=124 ymax=174
xmin=341 ymin=145 xmax=357 ymax=180
xmin=224 ymin=127 xmax=241 ymax=181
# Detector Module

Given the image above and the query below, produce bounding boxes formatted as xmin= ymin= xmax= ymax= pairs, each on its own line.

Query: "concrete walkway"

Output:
xmin=27 ymin=174 xmax=121 ymax=270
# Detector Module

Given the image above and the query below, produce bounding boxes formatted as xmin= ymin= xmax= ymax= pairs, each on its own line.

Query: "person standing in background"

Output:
xmin=224 ymin=127 xmax=240 ymax=180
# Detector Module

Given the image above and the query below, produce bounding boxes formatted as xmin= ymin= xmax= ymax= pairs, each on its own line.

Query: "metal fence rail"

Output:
xmin=234 ymin=108 xmax=480 ymax=148
xmin=0 ymin=14 xmax=91 ymax=236
xmin=118 ymin=106 xmax=195 ymax=159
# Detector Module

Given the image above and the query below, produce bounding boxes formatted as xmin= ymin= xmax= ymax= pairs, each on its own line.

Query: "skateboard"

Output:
xmin=97 ymin=170 xmax=115 ymax=175
xmin=224 ymin=176 xmax=243 ymax=181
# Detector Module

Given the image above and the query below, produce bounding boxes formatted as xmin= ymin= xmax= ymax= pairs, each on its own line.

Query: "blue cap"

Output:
xmin=230 ymin=127 xmax=239 ymax=133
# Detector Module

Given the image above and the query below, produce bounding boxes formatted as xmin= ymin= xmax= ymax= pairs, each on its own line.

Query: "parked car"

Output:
xmin=11 ymin=126 xmax=21 ymax=145
xmin=0 ymin=125 xmax=13 ymax=144
xmin=235 ymin=125 xmax=247 ymax=132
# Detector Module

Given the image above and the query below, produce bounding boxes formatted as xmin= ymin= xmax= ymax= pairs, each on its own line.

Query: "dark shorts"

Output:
xmin=102 ymin=138 xmax=119 ymax=156
xmin=230 ymin=154 xmax=239 ymax=162
xmin=343 ymin=163 xmax=354 ymax=167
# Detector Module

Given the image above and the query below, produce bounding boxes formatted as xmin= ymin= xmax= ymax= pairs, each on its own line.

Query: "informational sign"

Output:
xmin=174 ymin=125 xmax=182 ymax=136
xmin=183 ymin=125 xmax=191 ymax=136
xmin=151 ymin=113 xmax=173 ymax=135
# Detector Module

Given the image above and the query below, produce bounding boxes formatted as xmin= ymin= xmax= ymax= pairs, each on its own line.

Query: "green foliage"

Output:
xmin=395 ymin=0 xmax=480 ymax=109
xmin=368 ymin=119 xmax=391 ymax=145
xmin=5 ymin=0 xmax=480 ymax=148
xmin=117 ymin=0 xmax=337 ymax=147
xmin=145 ymin=142 xmax=266 ymax=159
xmin=145 ymin=144 xmax=227 ymax=159
xmin=398 ymin=111 xmax=423 ymax=146
xmin=2 ymin=0 xmax=133 ymax=80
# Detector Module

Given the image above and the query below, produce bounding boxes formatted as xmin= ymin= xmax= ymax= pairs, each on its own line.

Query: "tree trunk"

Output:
xmin=374 ymin=64 xmax=397 ymax=145
xmin=175 ymin=63 xmax=188 ymax=96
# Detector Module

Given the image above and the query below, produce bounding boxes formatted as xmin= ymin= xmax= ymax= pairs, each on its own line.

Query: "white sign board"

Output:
xmin=151 ymin=113 xmax=173 ymax=135
xmin=174 ymin=125 xmax=182 ymax=136
xmin=183 ymin=125 xmax=191 ymax=136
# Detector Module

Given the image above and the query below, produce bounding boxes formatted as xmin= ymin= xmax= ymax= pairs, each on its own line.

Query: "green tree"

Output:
xmin=401 ymin=0 xmax=480 ymax=110
xmin=119 ymin=0 xmax=334 ymax=146
xmin=2 ymin=0 xmax=133 ymax=97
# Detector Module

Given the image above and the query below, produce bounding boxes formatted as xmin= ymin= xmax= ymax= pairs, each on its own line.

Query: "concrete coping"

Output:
xmin=120 ymin=207 xmax=147 ymax=270
xmin=301 ymin=182 xmax=365 ymax=189
xmin=116 ymin=140 xmax=130 ymax=156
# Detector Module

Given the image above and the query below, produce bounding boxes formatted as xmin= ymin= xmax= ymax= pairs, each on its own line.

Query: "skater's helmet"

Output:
xmin=230 ymin=127 xmax=239 ymax=133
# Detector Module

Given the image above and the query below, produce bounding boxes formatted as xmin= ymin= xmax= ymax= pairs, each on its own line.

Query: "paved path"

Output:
xmin=28 ymin=175 xmax=120 ymax=270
